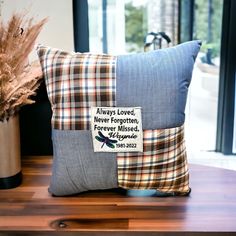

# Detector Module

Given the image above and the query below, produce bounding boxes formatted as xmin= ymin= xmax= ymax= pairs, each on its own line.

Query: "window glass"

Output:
xmin=88 ymin=0 xmax=178 ymax=54
xmin=185 ymin=0 xmax=223 ymax=153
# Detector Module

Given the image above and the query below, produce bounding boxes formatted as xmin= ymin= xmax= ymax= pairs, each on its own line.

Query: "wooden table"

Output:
xmin=0 ymin=156 xmax=236 ymax=236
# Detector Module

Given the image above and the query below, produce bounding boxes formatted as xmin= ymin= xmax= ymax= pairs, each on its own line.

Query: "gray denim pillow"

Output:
xmin=37 ymin=41 xmax=201 ymax=196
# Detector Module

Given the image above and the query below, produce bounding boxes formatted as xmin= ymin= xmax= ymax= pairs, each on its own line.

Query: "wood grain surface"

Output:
xmin=0 ymin=156 xmax=236 ymax=236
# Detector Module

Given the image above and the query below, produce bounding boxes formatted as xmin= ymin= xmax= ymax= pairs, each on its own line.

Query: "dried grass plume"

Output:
xmin=0 ymin=13 xmax=47 ymax=121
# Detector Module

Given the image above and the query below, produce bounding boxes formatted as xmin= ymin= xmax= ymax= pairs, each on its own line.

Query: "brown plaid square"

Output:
xmin=37 ymin=46 xmax=116 ymax=130
xmin=117 ymin=125 xmax=190 ymax=195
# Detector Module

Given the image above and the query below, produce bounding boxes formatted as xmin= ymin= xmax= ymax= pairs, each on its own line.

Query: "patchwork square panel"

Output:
xmin=37 ymin=41 xmax=201 ymax=196
xmin=37 ymin=47 xmax=116 ymax=130
xmin=117 ymin=125 xmax=189 ymax=194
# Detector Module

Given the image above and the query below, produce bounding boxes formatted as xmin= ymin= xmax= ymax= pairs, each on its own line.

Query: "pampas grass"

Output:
xmin=0 ymin=13 xmax=47 ymax=121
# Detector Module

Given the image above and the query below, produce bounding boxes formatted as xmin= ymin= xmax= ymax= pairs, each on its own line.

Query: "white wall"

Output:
xmin=1 ymin=0 xmax=74 ymax=59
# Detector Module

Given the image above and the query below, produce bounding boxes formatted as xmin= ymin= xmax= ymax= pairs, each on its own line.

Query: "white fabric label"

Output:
xmin=91 ymin=107 xmax=143 ymax=152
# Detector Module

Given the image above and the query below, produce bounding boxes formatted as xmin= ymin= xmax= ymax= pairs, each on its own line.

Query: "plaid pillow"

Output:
xmin=37 ymin=41 xmax=201 ymax=196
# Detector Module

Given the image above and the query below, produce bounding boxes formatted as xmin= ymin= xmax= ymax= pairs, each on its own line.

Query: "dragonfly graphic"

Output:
xmin=95 ymin=131 xmax=118 ymax=149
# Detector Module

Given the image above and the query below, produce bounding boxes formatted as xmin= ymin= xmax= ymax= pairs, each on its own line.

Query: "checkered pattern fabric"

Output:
xmin=37 ymin=45 xmax=116 ymax=130
xmin=117 ymin=125 xmax=190 ymax=195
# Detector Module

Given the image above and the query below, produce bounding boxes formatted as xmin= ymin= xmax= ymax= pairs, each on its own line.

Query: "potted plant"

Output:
xmin=0 ymin=13 xmax=46 ymax=189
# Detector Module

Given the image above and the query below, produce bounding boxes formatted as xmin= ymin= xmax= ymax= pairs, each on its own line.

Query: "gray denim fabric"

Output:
xmin=49 ymin=129 xmax=118 ymax=196
xmin=117 ymin=40 xmax=201 ymax=129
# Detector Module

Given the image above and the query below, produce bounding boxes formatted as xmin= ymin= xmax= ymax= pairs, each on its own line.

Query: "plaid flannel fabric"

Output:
xmin=117 ymin=125 xmax=190 ymax=194
xmin=37 ymin=45 xmax=116 ymax=130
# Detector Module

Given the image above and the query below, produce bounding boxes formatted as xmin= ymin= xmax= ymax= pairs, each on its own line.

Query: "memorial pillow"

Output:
xmin=37 ymin=40 xmax=201 ymax=196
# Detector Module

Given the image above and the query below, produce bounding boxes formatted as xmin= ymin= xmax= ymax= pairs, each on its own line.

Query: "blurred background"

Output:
xmin=1 ymin=0 xmax=236 ymax=169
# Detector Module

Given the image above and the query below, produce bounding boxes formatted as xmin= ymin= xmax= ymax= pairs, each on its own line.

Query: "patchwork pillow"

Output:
xmin=37 ymin=41 xmax=201 ymax=196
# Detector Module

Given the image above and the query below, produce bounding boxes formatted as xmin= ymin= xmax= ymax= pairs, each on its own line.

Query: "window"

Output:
xmin=87 ymin=0 xmax=236 ymax=157
xmin=184 ymin=0 xmax=224 ymax=153
xmin=88 ymin=0 xmax=178 ymax=54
